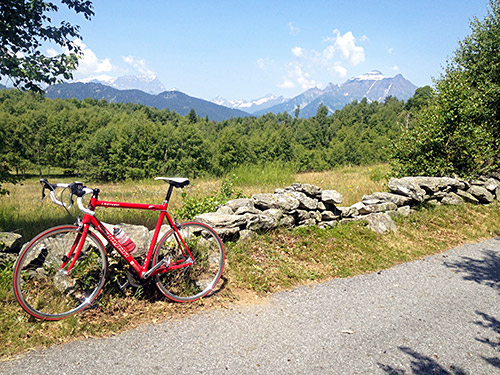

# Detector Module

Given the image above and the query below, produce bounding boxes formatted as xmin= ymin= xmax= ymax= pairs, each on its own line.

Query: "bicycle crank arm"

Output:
xmin=142 ymin=257 xmax=171 ymax=279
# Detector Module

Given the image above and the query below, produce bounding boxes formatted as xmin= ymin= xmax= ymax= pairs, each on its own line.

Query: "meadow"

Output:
xmin=1 ymin=163 xmax=500 ymax=359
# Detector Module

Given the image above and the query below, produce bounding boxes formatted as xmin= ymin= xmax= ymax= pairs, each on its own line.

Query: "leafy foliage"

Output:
xmin=393 ymin=0 xmax=500 ymax=177
xmin=175 ymin=176 xmax=244 ymax=220
xmin=0 ymin=89 xmax=408 ymax=182
xmin=0 ymin=0 xmax=94 ymax=91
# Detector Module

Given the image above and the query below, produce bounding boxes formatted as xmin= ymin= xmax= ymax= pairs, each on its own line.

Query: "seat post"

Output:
xmin=164 ymin=184 xmax=174 ymax=204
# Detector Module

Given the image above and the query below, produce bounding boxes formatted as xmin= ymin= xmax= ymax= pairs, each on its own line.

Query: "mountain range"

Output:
xmin=42 ymin=70 xmax=417 ymax=121
xmin=217 ymin=71 xmax=417 ymax=118
xmin=76 ymin=74 xmax=167 ymax=95
xmin=45 ymin=83 xmax=249 ymax=122
xmin=211 ymin=94 xmax=288 ymax=114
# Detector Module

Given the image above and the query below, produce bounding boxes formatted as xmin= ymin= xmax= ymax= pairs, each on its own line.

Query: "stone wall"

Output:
xmin=1 ymin=174 xmax=499 ymax=262
xmin=194 ymin=174 xmax=500 ymax=240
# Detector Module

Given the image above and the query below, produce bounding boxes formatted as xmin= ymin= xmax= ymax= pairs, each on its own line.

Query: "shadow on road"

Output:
xmin=474 ymin=311 xmax=500 ymax=369
xmin=377 ymin=347 xmax=468 ymax=375
xmin=444 ymin=242 xmax=500 ymax=293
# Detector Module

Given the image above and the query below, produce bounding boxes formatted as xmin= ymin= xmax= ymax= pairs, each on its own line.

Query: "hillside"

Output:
xmin=45 ymin=82 xmax=250 ymax=122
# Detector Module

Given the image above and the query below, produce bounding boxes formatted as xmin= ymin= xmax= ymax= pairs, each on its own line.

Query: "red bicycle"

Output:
xmin=13 ymin=177 xmax=225 ymax=320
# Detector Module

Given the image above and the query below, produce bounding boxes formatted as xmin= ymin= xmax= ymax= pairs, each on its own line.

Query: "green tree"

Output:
xmin=0 ymin=0 xmax=94 ymax=91
xmin=393 ymin=0 xmax=500 ymax=177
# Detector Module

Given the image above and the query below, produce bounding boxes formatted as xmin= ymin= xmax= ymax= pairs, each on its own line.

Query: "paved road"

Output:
xmin=2 ymin=238 xmax=500 ymax=375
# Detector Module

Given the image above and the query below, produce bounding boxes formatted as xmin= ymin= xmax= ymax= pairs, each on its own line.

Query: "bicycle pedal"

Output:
xmin=118 ymin=280 xmax=130 ymax=291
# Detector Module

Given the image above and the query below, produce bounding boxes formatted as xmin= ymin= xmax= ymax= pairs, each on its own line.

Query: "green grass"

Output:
xmin=2 ymin=164 xmax=500 ymax=359
xmin=230 ymin=162 xmax=296 ymax=189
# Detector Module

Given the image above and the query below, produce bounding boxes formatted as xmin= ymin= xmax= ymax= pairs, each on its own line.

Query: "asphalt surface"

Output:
xmin=1 ymin=237 xmax=500 ymax=375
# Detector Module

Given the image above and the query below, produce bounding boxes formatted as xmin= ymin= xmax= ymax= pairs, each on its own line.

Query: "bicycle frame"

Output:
xmin=61 ymin=194 xmax=193 ymax=279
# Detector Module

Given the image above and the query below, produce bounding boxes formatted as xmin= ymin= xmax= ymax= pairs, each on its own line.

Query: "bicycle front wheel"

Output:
xmin=153 ymin=222 xmax=225 ymax=302
xmin=13 ymin=225 xmax=108 ymax=320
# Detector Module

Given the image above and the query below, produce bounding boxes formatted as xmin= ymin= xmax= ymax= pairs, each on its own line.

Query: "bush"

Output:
xmin=175 ymin=176 xmax=244 ymax=220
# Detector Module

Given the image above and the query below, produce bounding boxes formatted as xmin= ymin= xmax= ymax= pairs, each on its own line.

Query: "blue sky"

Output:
xmin=51 ymin=0 xmax=489 ymax=101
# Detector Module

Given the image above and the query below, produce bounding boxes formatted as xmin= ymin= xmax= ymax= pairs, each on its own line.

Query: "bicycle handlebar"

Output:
xmin=40 ymin=179 xmax=96 ymax=216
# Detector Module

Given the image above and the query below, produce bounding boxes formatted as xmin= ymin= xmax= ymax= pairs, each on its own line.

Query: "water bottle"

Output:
xmin=113 ymin=227 xmax=137 ymax=255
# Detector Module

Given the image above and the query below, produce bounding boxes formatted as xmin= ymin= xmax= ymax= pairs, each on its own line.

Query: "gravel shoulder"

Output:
xmin=2 ymin=237 xmax=500 ymax=374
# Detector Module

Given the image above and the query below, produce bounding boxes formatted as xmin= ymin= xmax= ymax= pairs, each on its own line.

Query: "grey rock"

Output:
xmin=468 ymin=185 xmax=494 ymax=203
xmin=279 ymin=215 xmax=296 ymax=228
xmin=287 ymin=183 xmax=322 ymax=198
xmin=234 ymin=206 xmax=262 ymax=215
xmin=246 ymin=213 xmax=279 ymax=232
xmin=224 ymin=198 xmax=254 ymax=212
xmin=262 ymin=208 xmax=283 ymax=222
xmin=338 ymin=206 xmax=359 ymax=218
xmin=295 ymin=210 xmax=314 ymax=222
xmin=213 ymin=226 xmax=240 ymax=240
xmin=297 ymin=218 xmax=317 ymax=227
xmin=322 ymin=210 xmax=340 ymax=221
xmin=482 ymin=178 xmax=500 ymax=192
xmin=388 ymin=177 xmax=426 ymax=202
xmin=286 ymin=191 xmax=319 ymax=211
xmin=362 ymin=192 xmax=412 ymax=207
xmin=0 ymin=232 xmax=22 ymax=252
xmin=321 ymin=190 xmax=343 ymax=205
xmin=409 ymin=176 xmax=465 ymax=192
xmin=252 ymin=193 xmax=300 ymax=212
xmin=194 ymin=213 xmax=247 ymax=229
xmin=238 ymin=229 xmax=257 ymax=242
xmin=358 ymin=202 xmax=398 ymax=215
xmin=396 ymin=206 xmax=413 ymax=218
xmin=362 ymin=213 xmax=397 ymax=234
xmin=456 ymin=189 xmax=480 ymax=204
xmin=441 ymin=192 xmax=464 ymax=205
xmin=216 ymin=206 xmax=234 ymax=215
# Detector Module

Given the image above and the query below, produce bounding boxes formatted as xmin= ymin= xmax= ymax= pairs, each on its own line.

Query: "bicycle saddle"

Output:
xmin=155 ymin=177 xmax=190 ymax=188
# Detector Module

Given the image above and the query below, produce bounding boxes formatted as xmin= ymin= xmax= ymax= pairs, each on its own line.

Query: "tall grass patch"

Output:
xmin=230 ymin=162 xmax=296 ymax=190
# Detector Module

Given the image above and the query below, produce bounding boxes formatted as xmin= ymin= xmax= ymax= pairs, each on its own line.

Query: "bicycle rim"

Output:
xmin=13 ymin=226 xmax=108 ymax=320
xmin=153 ymin=222 xmax=225 ymax=302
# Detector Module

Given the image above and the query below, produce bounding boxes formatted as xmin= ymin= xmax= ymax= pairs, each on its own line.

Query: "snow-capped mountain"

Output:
xmin=212 ymin=94 xmax=288 ymax=114
xmin=254 ymin=71 xmax=417 ymax=118
xmin=76 ymin=74 xmax=166 ymax=95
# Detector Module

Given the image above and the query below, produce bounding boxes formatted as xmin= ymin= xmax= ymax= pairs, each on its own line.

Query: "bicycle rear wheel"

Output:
xmin=153 ymin=222 xmax=225 ymax=302
xmin=13 ymin=225 xmax=108 ymax=320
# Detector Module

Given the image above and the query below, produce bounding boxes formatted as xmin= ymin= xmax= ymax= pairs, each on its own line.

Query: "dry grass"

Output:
xmin=2 ymin=164 xmax=500 ymax=360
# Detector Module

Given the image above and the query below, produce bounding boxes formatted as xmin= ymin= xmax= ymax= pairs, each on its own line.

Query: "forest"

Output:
xmin=0 ymin=88 xmax=426 ymax=182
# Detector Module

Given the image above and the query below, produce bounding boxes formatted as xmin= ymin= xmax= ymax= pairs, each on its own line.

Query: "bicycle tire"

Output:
xmin=153 ymin=222 xmax=225 ymax=302
xmin=13 ymin=225 xmax=108 ymax=320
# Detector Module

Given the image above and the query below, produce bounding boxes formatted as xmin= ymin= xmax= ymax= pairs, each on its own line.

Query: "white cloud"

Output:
xmin=277 ymin=79 xmax=295 ymax=89
xmin=288 ymin=22 xmax=300 ymax=35
xmin=257 ymin=57 xmax=274 ymax=70
xmin=291 ymin=47 xmax=304 ymax=58
xmin=278 ymin=29 xmax=365 ymax=91
xmin=294 ymin=65 xmax=318 ymax=89
xmin=123 ymin=56 xmax=156 ymax=78
xmin=331 ymin=63 xmax=347 ymax=78
xmin=392 ymin=65 xmax=400 ymax=71
xmin=279 ymin=63 xmax=318 ymax=90
xmin=332 ymin=29 xmax=365 ymax=66
xmin=73 ymin=39 xmax=112 ymax=74
xmin=388 ymin=48 xmax=394 ymax=54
